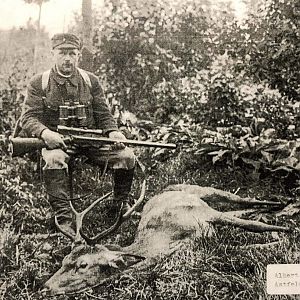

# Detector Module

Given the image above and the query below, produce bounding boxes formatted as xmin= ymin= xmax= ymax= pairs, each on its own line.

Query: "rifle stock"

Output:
xmin=9 ymin=134 xmax=176 ymax=157
xmin=9 ymin=137 xmax=46 ymax=157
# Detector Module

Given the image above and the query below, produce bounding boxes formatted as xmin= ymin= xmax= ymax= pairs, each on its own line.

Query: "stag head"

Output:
xmin=45 ymin=244 xmax=144 ymax=295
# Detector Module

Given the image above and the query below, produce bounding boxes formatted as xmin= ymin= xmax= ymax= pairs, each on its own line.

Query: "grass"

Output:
xmin=0 ymin=153 xmax=300 ymax=299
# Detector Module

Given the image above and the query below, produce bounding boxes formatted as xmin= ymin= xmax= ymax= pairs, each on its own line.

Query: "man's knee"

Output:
xmin=42 ymin=148 xmax=70 ymax=170
xmin=113 ymin=147 xmax=136 ymax=170
xmin=124 ymin=147 xmax=136 ymax=169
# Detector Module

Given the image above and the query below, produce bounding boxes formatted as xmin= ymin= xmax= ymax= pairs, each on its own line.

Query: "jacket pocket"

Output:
xmin=85 ymin=100 xmax=96 ymax=128
xmin=43 ymin=97 xmax=60 ymax=128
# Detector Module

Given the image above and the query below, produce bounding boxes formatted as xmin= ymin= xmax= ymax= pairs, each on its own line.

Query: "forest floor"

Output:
xmin=1 ymin=153 xmax=300 ymax=300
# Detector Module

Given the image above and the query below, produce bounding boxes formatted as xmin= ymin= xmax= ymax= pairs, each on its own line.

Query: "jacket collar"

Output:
xmin=52 ymin=67 xmax=79 ymax=87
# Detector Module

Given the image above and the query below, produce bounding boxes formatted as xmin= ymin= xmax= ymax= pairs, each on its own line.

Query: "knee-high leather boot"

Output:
xmin=113 ymin=167 xmax=135 ymax=213
xmin=43 ymin=169 xmax=72 ymax=223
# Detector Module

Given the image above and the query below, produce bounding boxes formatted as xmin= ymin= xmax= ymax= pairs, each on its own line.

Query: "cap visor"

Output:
xmin=54 ymin=43 xmax=79 ymax=49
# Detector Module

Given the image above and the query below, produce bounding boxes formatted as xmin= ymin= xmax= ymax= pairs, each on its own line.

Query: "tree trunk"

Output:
xmin=80 ymin=0 xmax=93 ymax=71
xmin=33 ymin=1 xmax=42 ymax=73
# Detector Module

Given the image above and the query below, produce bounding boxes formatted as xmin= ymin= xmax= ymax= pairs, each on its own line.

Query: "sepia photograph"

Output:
xmin=0 ymin=0 xmax=299 ymax=299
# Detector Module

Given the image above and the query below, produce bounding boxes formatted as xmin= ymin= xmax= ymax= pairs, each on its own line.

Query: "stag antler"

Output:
xmin=55 ymin=192 xmax=112 ymax=244
xmin=55 ymin=180 xmax=147 ymax=245
xmin=56 ymin=157 xmax=147 ymax=245
xmin=81 ymin=179 xmax=147 ymax=244
xmin=123 ymin=179 xmax=146 ymax=219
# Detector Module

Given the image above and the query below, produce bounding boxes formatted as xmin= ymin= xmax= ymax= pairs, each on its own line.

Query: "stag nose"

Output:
xmin=40 ymin=285 xmax=51 ymax=296
xmin=43 ymin=279 xmax=64 ymax=296
xmin=43 ymin=280 xmax=56 ymax=295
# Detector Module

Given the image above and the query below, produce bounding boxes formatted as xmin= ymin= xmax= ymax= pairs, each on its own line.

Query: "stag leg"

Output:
xmin=221 ymin=209 xmax=260 ymax=218
xmin=213 ymin=213 xmax=290 ymax=232
xmin=165 ymin=185 xmax=282 ymax=206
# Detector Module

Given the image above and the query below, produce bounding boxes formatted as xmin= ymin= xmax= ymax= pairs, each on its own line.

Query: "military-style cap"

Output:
xmin=51 ymin=33 xmax=82 ymax=49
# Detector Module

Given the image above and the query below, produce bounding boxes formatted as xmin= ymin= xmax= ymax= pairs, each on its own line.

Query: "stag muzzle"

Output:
xmin=43 ymin=269 xmax=80 ymax=295
xmin=44 ymin=273 xmax=64 ymax=295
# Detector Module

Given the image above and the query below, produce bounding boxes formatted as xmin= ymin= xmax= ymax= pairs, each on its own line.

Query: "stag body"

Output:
xmin=45 ymin=184 xmax=289 ymax=294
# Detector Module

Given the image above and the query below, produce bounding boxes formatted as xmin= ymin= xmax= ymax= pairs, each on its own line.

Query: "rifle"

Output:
xmin=9 ymin=125 xmax=177 ymax=157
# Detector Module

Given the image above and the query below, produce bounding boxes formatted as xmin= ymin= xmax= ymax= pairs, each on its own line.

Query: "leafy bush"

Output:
xmin=92 ymin=1 xmax=233 ymax=118
xmin=244 ymin=0 xmax=299 ymax=100
xmin=89 ymin=0 xmax=299 ymax=141
xmin=195 ymin=126 xmax=300 ymax=192
xmin=0 ymin=156 xmax=50 ymax=233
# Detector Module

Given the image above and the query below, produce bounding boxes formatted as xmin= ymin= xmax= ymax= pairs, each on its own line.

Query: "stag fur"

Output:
xmin=44 ymin=184 xmax=289 ymax=295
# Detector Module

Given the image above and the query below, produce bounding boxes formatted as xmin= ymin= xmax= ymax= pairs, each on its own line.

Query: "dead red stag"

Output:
xmin=44 ymin=184 xmax=289 ymax=295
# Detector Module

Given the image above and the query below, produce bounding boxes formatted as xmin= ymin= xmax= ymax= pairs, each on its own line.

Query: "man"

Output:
xmin=20 ymin=33 xmax=135 ymax=234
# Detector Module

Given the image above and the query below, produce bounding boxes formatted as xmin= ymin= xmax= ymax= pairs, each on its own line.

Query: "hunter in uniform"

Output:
xmin=19 ymin=33 xmax=135 ymax=235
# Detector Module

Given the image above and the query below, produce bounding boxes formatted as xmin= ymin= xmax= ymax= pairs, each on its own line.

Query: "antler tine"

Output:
xmin=69 ymin=200 xmax=79 ymax=215
xmin=54 ymin=201 xmax=85 ymax=244
xmin=78 ymin=158 xmax=147 ymax=245
xmin=73 ymin=192 xmax=112 ymax=243
xmin=80 ymin=180 xmax=146 ymax=244
xmin=80 ymin=203 xmax=124 ymax=245
xmin=81 ymin=192 xmax=113 ymax=217
xmin=123 ymin=179 xmax=146 ymax=219
xmin=55 ymin=192 xmax=113 ymax=243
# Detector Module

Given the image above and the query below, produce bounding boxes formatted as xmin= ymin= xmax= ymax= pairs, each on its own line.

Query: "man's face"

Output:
xmin=52 ymin=48 xmax=81 ymax=75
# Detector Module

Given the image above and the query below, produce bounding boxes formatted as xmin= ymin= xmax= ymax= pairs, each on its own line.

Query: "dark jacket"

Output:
xmin=20 ymin=68 xmax=118 ymax=137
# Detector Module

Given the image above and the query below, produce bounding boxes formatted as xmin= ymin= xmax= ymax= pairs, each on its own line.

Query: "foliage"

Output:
xmin=92 ymin=0 xmax=230 ymax=118
xmin=0 ymin=22 xmax=51 ymax=89
xmin=90 ymin=0 xmax=299 ymax=138
xmin=0 ymin=156 xmax=50 ymax=233
xmin=23 ymin=0 xmax=50 ymax=4
xmin=0 ymin=24 xmax=51 ymax=137
xmin=196 ymin=126 xmax=300 ymax=191
xmin=1 ymin=147 xmax=300 ymax=299
xmin=243 ymin=0 xmax=299 ymax=100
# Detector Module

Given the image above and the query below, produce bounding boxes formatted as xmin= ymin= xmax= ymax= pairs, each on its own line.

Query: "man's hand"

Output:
xmin=109 ymin=131 xmax=126 ymax=150
xmin=41 ymin=129 xmax=67 ymax=150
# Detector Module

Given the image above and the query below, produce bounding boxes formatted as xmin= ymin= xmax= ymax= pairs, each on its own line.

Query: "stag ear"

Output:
xmin=103 ymin=244 xmax=123 ymax=251
xmin=119 ymin=253 xmax=146 ymax=268
xmin=108 ymin=252 xmax=145 ymax=270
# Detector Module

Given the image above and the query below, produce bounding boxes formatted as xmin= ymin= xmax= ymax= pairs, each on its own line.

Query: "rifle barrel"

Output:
xmin=57 ymin=126 xmax=176 ymax=148
xmin=72 ymin=135 xmax=177 ymax=149
xmin=9 ymin=135 xmax=176 ymax=157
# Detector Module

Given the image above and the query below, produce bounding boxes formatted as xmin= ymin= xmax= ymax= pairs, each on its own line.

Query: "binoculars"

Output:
xmin=59 ymin=101 xmax=87 ymax=127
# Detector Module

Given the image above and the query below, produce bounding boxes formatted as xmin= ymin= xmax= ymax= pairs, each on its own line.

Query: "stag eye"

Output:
xmin=79 ymin=262 xmax=88 ymax=269
xmin=75 ymin=260 xmax=89 ymax=272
